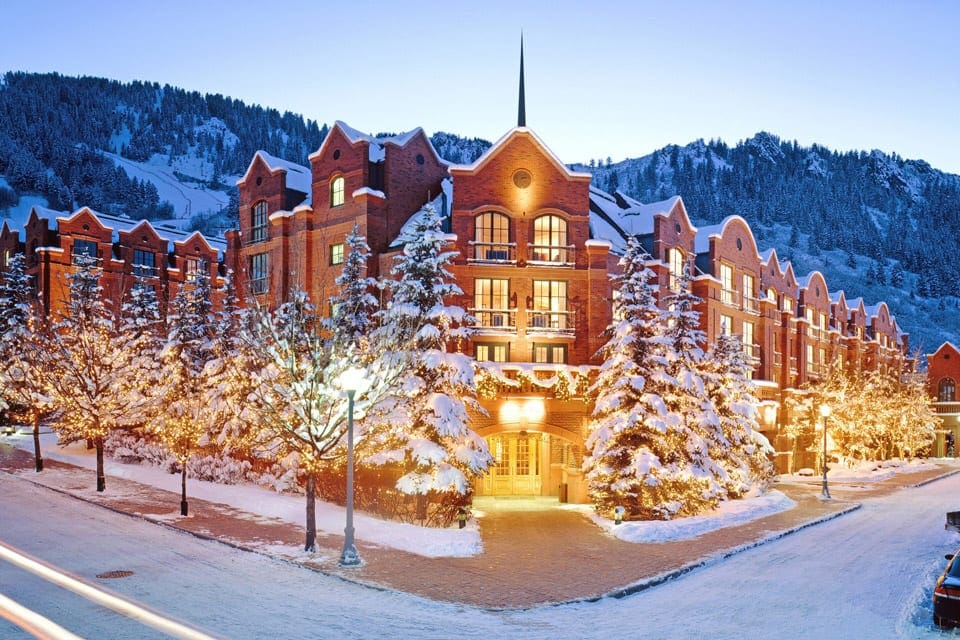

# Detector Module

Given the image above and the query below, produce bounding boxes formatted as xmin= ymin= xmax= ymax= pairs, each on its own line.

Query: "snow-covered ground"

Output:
xmin=8 ymin=431 xmax=811 ymax=556
xmin=2 ymin=466 xmax=958 ymax=639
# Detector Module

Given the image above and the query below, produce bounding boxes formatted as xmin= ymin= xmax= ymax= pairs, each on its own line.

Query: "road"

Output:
xmin=1 ymin=472 xmax=956 ymax=639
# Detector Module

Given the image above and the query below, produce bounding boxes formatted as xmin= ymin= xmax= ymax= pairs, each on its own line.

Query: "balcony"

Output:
xmin=249 ymin=278 xmax=269 ymax=295
xmin=468 ymin=242 xmax=517 ymax=264
xmin=773 ymin=351 xmax=783 ymax=367
xmin=720 ymin=288 xmax=739 ymax=307
xmin=934 ymin=402 xmax=960 ymax=415
xmin=742 ymin=296 xmax=760 ymax=314
xmin=528 ymin=244 xmax=575 ymax=267
xmin=526 ymin=310 xmax=575 ymax=335
xmin=469 ymin=308 xmax=517 ymax=334
xmin=744 ymin=343 xmax=761 ymax=364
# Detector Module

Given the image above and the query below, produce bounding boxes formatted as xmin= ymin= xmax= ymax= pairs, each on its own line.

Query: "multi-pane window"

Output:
xmin=330 ymin=176 xmax=345 ymax=207
xmin=783 ymin=297 xmax=794 ymax=313
xmin=251 ymin=201 xmax=268 ymax=243
xmin=330 ymin=243 xmax=345 ymax=265
xmin=939 ymin=378 xmax=956 ymax=402
xmin=474 ymin=278 xmax=510 ymax=328
xmin=475 ymin=343 xmax=508 ymax=362
xmin=668 ymin=247 xmax=684 ymax=291
xmin=249 ymin=252 xmax=269 ymax=294
xmin=516 ymin=437 xmax=530 ymax=475
xmin=720 ymin=314 xmax=733 ymax=336
xmin=531 ymin=280 xmax=568 ymax=330
xmin=742 ymin=273 xmax=754 ymax=299
xmin=742 ymin=320 xmax=754 ymax=349
xmin=819 ymin=347 xmax=827 ymax=371
xmin=533 ymin=343 xmax=567 ymax=364
xmin=474 ymin=212 xmax=511 ymax=261
xmin=720 ymin=264 xmax=734 ymax=305
xmin=532 ymin=215 xmax=569 ymax=263
xmin=72 ymin=239 xmax=98 ymax=264
xmin=820 ymin=312 xmax=828 ymax=331
xmin=184 ymin=258 xmax=201 ymax=283
xmin=132 ymin=249 xmax=156 ymax=278
xmin=806 ymin=344 xmax=815 ymax=373
xmin=805 ymin=306 xmax=814 ymax=324
xmin=493 ymin=437 xmax=509 ymax=474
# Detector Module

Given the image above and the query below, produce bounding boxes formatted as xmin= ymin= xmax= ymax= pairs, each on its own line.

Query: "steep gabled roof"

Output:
xmin=310 ymin=121 xmax=448 ymax=167
xmin=237 ymin=150 xmax=312 ymax=197
xmin=450 ymin=127 xmax=591 ymax=180
xmin=54 ymin=207 xmax=226 ymax=255
xmin=587 ymin=186 xmax=683 ymax=251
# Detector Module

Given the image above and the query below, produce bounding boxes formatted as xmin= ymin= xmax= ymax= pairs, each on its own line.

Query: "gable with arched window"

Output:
xmin=330 ymin=176 xmax=345 ymax=207
xmin=939 ymin=378 xmax=956 ymax=402
xmin=531 ymin=214 xmax=570 ymax=264
xmin=473 ymin=212 xmax=512 ymax=262
xmin=250 ymin=200 xmax=268 ymax=243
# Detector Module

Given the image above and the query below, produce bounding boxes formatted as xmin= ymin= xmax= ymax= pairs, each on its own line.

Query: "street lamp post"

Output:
xmin=819 ymin=404 xmax=831 ymax=499
xmin=339 ymin=366 xmax=365 ymax=567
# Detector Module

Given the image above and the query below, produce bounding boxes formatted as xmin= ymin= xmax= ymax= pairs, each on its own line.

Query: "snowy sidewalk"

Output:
xmin=2 ymin=442 xmax=957 ymax=609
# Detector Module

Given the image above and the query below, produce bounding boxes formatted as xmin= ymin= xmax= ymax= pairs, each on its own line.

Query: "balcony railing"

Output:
xmin=249 ymin=278 xmax=269 ymax=295
xmin=934 ymin=402 xmax=960 ymax=415
xmin=528 ymin=244 xmax=575 ymax=266
xmin=773 ymin=351 xmax=783 ymax=367
xmin=744 ymin=343 xmax=761 ymax=363
xmin=468 ymin=242 xmax=517 ymax=264
xmin=469 ymin=308 xmax=518 ymax=333
xmin=720 ymin=288 xmax=738 ymax=307
xmin=526 ymin=310 xmax=575 ymax=335
xmin=742 ymin=296 xmax=760 ymax=314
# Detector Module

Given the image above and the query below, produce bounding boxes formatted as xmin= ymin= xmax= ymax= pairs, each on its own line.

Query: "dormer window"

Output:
xmin=132 ymin=249 xmax=156 ymax=278
xmin=251 ymin=201 xmax=268 ymax=243
xmin=330 ymin=176 xmax=345 ymax=207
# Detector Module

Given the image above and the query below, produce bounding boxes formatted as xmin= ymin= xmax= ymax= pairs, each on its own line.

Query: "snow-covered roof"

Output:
xmin=796 ymin=272 xmax=826 ymax=290
xmin=452 ymin=127 xmax=591 ymax=180
xmin=588 ymin=186 xmax=681 ymax=246
xmin=333 ymin=120 xmax=421 ymax=163
xmin=759 ymin=247 xmax=777 ymax=264
xmin=864 ymin=302 xmax=887 ymax=318
xmin=53 ymin=207 xmax=226 ymax=256
xmin=829 ymin=291 xmax=845 ymax=303
xmin=389 ymin=178 xmax=453 ymax=249
xmin=237 ymin=150 xmax=312 ymax=197
xmin=693 ymin=223 xmax=723 ymax=254
xmin=929 ymin=341 xmax=960 ymax=358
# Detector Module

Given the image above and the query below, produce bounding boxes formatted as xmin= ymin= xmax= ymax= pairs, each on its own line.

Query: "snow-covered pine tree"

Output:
xmin=150 ymin=264 xmax=217 ymax=515
xmin=330 ymin=224 xmax=378 ymax=354
xmin=44 ymin=254 xmax=157 ymax=491
xmin=366 ymin=204 xmax=491 ymax=522
xmin=583 ymin=235 xmax=684 ymax=519
xmin=0 ymin=253 xmax=50 ymax=471
xmin=705 ymin=333 xmax=774 ymax=496
xmin=658 ymin=266 xmax=728 ymax=516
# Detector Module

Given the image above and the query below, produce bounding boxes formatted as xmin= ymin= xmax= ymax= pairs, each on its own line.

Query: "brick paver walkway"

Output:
xmin=2 ymin=442 xmax=956 ymax=609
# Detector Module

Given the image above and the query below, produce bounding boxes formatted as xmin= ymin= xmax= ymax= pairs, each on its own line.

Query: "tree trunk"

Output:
xmin=95 ymin=437 xmax=105 ymax=492
xmin=305 ymin=473 xmax=316 ymax=552
xmin=32 ymin=410 xmax=43 ymax=472
xmin=180 ymin=463 xmax=189 ymax=516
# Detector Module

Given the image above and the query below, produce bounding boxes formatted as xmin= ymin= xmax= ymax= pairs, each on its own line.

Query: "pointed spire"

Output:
xmin=518 ymin=34 xmax=526 ymax=128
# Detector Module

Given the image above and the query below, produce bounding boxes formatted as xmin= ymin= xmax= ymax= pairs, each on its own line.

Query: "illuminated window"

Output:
xmin=720 ymin=314 xmax=733 ymax=336
xmin=742 ymin=273 xmax=754 ymax=300
xmin=720 ymin=264 xmax=734 ymax=305
xmin=939 ymin=378 xmax=956 ymax=402
xmin=132 ymin=249 xmax=156 ymax=278
xmin=330 ymin=176 xmax=345 ymax=207
xmin=251 ymin=200 xmax=268 ymax=243
xmin=493 ymin=437 xmax=509 ymax=474
xmin=532 ymin=215 xmax=569 ymax=263
xmin=475 ymin=343 xmax=508 ymax=362
xmin=184 ymin=258 xmax=201 ymax=283
xmin=516 ymin=437 xmax=530 ymax=475
xmin=474 ymin=278 xmax=510 ymax=328
xmin=820 ymin=312 xmax=828 ymax=330
xmin=249 ymin=252 xmax=269 ymax=294
xmin=533 ymin=343 xmax=567 ymax=364
xmin=531 ymin=280 xmax=568 ymax=330
xmin=474 ymin=212 xmax=511 ymax=261
xmin=767 ymin=287 xmax=777 ymax=302
xmin=668 ymin=248 xmax=684 ymax=291
xmin=743 ymin=321 xmax=754 ymax=351
xmin=330 ymin=243 xmax=344 ymax=265
xmin=806 ymin=344 xmax=814 ymax=372
xmin=783 ymin=297 xmax=794 ymax=313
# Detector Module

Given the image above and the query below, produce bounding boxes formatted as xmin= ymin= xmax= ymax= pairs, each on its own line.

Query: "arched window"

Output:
xmin=250 ymin=200 xmax=268 ymax=243
xmin=330 ymin=176 xmax=345 ymax=207
xmin=939 ymin=378 xmax=956 ymax=402
xmin=473 ymin=212 xmax=511 ymax=261
xmin=532 ymin=215 xmax=569 ymax=263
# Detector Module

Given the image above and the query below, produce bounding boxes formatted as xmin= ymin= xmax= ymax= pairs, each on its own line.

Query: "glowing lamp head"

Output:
xmin=339 ymin=366 xmax=366 ymax=393
xmin=819 ymin=404 xmax=832 ymax=418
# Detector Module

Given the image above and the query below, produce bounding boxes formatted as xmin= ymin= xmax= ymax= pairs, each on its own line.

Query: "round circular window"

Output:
xmin=416 ymin=154 xmax=425 ymax=165
xmin=333 ymin=149 xmax=341 ymax=160
xmin=513 ymin=169 xmax=532 ymax=189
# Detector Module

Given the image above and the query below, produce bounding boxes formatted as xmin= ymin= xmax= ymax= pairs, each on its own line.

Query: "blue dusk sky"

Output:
xmin=2 ymin=0 xmax=959 ymax=174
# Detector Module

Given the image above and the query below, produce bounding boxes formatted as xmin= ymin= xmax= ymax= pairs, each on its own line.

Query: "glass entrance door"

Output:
xmin=484 ymin=433 xmax=541 ymax=496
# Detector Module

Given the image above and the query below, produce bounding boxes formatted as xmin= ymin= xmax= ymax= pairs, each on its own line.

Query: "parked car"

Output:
xmin=934 ymin=550 xmax=960 ymax=628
